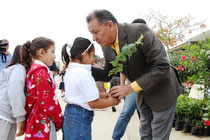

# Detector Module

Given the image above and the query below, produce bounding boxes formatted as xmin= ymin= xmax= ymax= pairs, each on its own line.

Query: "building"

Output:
xmin=168 ymin=30 xmax=210 ymax=52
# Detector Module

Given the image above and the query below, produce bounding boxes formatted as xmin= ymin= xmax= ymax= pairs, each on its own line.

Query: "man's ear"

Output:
xmin=108 ymin=20 xmax=114 ymax=28
xmin=37 ymin=48 xmax=45 ymax=57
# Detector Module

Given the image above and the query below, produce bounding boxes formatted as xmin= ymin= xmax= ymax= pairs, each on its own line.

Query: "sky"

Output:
xmin=1 ymin=0 xmax=209 ymax=60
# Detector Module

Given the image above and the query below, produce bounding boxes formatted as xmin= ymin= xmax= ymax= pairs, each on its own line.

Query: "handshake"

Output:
xmin=99 ymin=92 xmax=121 ymax=106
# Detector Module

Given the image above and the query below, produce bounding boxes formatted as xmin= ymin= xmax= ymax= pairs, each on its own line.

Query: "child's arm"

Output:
xmin=7 ymin=65 xmax=26 ymax=124
xmin=88 ymin=96 xmax=120 ymax=109
xmin=80 ymin=72 xmax=120 ymax=109
xmin=34 ymin=69 xmax=62 ymax=131
xmin=99 ymin=92 xmax=110 ymax=99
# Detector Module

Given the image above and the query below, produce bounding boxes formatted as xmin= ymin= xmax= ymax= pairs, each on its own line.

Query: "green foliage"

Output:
xmin=176 ymin=94 xmax=208 ymax=125
xmin=170 ymin=51 xmax=194 ymax=83
xmin=108 ymin=34 xmax=144 ymax=76
xmin=202 ymin=98 xmax=210 ymax=121
xmin=170 ymin=37 xmax=210 ymax=93
xmin=176 ymin=94 xmax=189 ymax=120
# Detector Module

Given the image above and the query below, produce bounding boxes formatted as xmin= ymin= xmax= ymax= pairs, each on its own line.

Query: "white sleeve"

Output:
xmin=79 ymin=72 xmax=99 ymax=102
xmin=7 ymin=65 xmax=26 ymax=122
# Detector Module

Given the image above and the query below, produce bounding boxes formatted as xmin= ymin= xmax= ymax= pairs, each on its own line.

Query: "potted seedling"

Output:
xmin=191 ymin=119 xmax=200 ymax=135
xmin=175 ymin=95 xmax=186 ymax=131
xmin=203 ymin=99 xmax=210 ymax=136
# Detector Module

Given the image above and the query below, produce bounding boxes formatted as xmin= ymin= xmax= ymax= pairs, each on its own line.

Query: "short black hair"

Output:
xmin=132 ymin=18 xmax=146 ymax=24
xmin=48 ymin=61 xmax=57 ymax=71
xmin=86 ymin=9 xmax=118 ymax=24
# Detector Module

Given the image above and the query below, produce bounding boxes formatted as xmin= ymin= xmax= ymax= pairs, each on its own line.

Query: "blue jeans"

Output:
xmin=112 ymin=92 xmax=137 ymax=140
xmin=62 ymin=104 xmax=94 ymax=140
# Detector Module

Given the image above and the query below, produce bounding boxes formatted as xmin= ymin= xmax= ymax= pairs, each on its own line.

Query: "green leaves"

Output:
xmin=109 ymin=34 xmax=144 ymax=76
xmin=170 ymin=37 xmax=210 ymax=93
xmin=176 ymin=94 xmax=207 ymax=123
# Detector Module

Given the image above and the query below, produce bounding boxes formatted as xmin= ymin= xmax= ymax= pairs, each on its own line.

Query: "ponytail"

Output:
xmin=20 ymin=41 xmax=32 ymax=72
xmin=61 ymin=44 xmax=70 ymax=70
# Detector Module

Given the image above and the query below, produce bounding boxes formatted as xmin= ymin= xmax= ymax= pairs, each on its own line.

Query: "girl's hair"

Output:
xmin=62 ymin=37 xmax=94 ymax=69
xmin=20 ymin=37 xmax=54 ymax=72
xmin=5 ymin=45 xmax=22 ymax=68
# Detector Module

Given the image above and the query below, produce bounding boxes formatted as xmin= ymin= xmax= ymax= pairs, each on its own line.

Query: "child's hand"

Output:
xmin=99 ymin=92 xmax=110 ymax=99
xmin=108 ymin=96 xmax=121 ymax=106
xmin=16 ymin=121 xmax=26 ymax=136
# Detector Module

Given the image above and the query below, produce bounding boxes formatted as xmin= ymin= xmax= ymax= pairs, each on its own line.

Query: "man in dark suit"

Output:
xmin=86 ymin=9 xmax=181 ymax=140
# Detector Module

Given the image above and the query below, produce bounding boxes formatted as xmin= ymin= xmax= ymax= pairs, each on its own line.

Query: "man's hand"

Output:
xmin=110 ymin=84 xmax=134 ymax=100
xmin=16 ymin=121 xmax=26 ymax=136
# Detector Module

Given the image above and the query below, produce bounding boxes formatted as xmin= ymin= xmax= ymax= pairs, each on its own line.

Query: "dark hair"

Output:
xmin=86 ymin=9 xmax=118 ymax=25
xmin=132 ymin=18 xmax=146 ymax=24
xmin=5 ymin=45 xmax=22 ymax=68
xmin=21 ymin=37 xmax=54 ymax=72
xmin=62 ymin=37 xmax=94 ymax=69
xmin=48 ymin=61 xmax=57 ymax=71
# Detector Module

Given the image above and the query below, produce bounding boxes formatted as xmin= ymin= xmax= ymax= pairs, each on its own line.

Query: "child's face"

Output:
xmin=82 ymin=49 xmax=95 ymax=65
xmin=41 ymin=45 xmax=56 ymax=66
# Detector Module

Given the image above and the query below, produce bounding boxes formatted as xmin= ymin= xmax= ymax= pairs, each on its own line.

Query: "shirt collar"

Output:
xmin=68 ymin=62 xmax=91 ymax=72
xmin=111 ymin=27 xmax=119 ymax=54
xmin=34 ymin=60 xmax=50 ymax=71
xmin=112 ymin=28 xmax=119 ymax=45
xmin=115 ymin=27 xmax=119 ymax=45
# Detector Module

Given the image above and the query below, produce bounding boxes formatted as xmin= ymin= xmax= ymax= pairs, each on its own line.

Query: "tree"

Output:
xmin=144 ymin=9 xmax=206 ymax=51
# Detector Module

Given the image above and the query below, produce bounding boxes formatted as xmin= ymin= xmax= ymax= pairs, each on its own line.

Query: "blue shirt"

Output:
xmin=0 ymin=53 xmax=13 ymax=72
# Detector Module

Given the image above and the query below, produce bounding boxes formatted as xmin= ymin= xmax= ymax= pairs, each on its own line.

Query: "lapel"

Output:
xmin=118 ymin=23 xmax=127 ymax=50
xmin=117 ymin=23 xmax=129 ymax=77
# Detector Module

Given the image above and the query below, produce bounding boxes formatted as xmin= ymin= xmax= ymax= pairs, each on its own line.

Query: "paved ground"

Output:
xmin=17 ymin=89 xmax=210 ymax=140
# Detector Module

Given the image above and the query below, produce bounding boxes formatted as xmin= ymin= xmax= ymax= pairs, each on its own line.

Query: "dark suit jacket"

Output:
xmin=92 ymin=23 xmax=181 ymax=112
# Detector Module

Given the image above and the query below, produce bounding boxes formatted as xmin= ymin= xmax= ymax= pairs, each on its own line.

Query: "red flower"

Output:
xmin=193 ymin=58 xmax=196 ymax=62
xmin=190 ymin=82 xmax=194 ymax=86
xmin=204 ymin=120 xmax=210 ymax=126
xmin=179 ymin=65 xmax=183 ymax=71
xmin=181 ymin=56 xmax=186 ymax=61
xmin=186 ymin=81 xmax=189 ymax=86
xmin=178 ymin=50 xmax=182 ymax=54
xmin=175 ymin=67 xmax=178 ymax=71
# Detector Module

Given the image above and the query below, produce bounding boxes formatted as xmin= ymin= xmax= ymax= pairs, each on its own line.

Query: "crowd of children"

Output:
xmin=0 ymin=37 xmax=120 ymax=140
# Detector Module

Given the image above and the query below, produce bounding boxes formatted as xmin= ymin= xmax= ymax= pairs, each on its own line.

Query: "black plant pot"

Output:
xmin=191 ymin=127 xmax=198 ymax=135
xmin=172 ymin=118 xmax=177 ymax=128
xmin=204 ymin=126 xmax=210 ymax=136
xmin=183 ymin=123 xmax=192 ymax=133
xmin=198 ymin=127 xmax=204 ymax=136
xmin=175 ymin=120 xmax=185 ymax=131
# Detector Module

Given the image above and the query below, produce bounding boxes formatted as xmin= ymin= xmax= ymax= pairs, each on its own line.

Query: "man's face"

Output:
xmin=88 ymin=18 xmax=115 ymax=48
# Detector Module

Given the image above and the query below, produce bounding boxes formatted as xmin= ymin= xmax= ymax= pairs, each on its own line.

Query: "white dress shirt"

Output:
xmin=64 ymin=62 xmax=99 ymax=111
